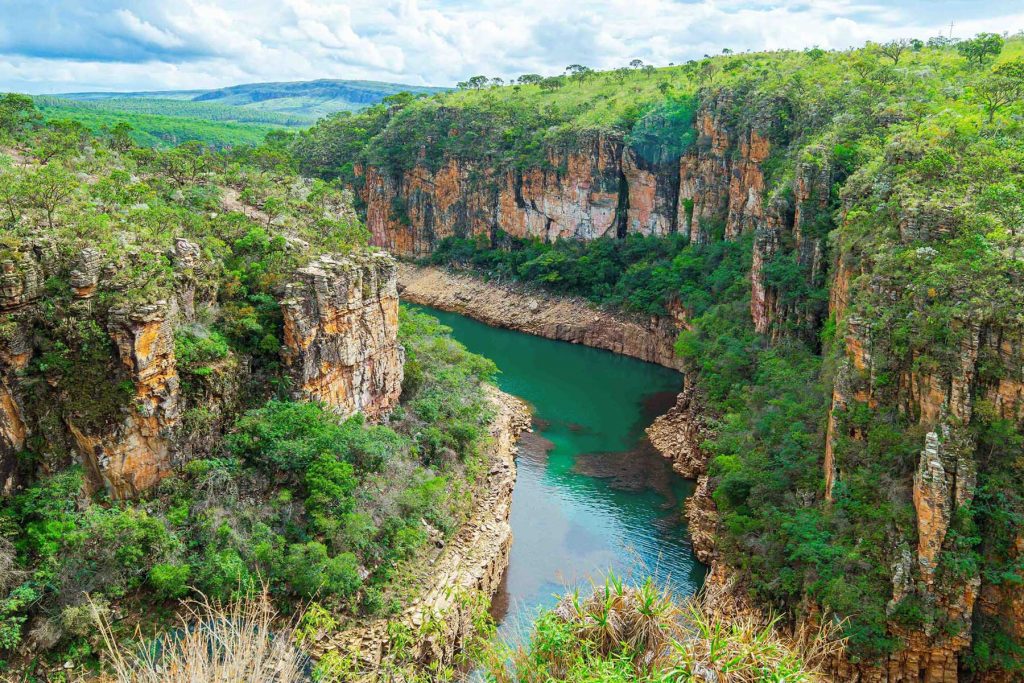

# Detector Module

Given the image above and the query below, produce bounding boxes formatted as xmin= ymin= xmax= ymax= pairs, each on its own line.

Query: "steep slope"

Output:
xmin=294 ymin=37 xmax=1024 ymax=681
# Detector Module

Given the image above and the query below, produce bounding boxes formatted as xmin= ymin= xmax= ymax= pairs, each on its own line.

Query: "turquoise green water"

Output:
xmin=413 ymin=306 xmax=707 ymax=635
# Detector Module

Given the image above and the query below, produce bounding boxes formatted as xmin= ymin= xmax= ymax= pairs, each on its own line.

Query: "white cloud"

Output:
xmin=1 ymin=0 xmax=1022 ymax=93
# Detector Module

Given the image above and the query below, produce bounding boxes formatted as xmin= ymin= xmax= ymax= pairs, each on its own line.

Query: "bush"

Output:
xmin=282 ymin=542 xmax=361 ymax=600
xmin=149 ymin=563 xmax=192 ymax=600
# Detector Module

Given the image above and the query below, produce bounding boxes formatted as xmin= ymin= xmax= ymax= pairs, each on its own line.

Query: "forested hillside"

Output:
xmin=292 ymin=34 xmax=1024 ymax=681
xmin=33 ymin=96 xmax=293 ymax=148
xmin=0 ymin=96 xmax=502 ymax=680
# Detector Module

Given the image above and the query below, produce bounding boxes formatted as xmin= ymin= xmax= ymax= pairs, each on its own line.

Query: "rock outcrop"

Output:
xmin=645 ymin=376 xmax=708 ymax=478
xmin=1 ymin=243 xmax=406 ymax=500
xmin=71 ymin=301 xmax=181 ymax=499
xmin=310 ymin=387 xmax=530 ymax=677
xmin=281 ymin=252 xmax=404 ymax=420
xmin=397 ymin=264 xmax=684 ymax=370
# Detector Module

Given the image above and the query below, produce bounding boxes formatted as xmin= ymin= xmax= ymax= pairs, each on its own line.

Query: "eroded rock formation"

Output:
xmin=1 ymin=243 xmax=406 ymax=501
xmin=72 ymin=301 xmax=181 ymax=499
xmin=645 ymin=376 xmax=708 ymax=478
xmin=280 ymin=252 xmax=404 ymax=420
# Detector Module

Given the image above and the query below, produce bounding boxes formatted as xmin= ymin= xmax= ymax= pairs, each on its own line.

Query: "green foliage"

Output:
xmin=148 ymin=562 xmax=191 ymax=599
xmin=430 ymin=232 xmax=749 ymax=317
xmin=0 ymin=93 xmax=40 ymax=138
xmin=174 ymin=328 xmax=230 ymax=373
xmin=305 ymin=454 xmax=357 ymax=534
xmin=227 ymin=400 xmax=405 ymax=473
xmin=957 ymin=33 xmax=1005 ymax=67
xmin=281 ymin=542 xmax=361 ymax=599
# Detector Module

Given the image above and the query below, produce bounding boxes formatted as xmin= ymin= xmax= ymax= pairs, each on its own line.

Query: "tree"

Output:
xmin=0 ymin=168 xmax=23 ymax=223
xmin=957 ymin=32 xmax=1004 ymax=67
xmin=643 ymin=64 xmax=656 ymax=78
xmin=106 ymin=122 xmax=135 ymax=152
xmin=457 ymin=75 xmax=490 ymax=90
xmin=972 ymin=58 xmax=1024 ymax=123
xmin=381 ymin=91 xmax=417 ymax=111
xmin=565 ymin=64 xmax=593 ymax=87
xmin=629 ymin=59 xmax=645 ymax=69
xmin=539 ymin=76 xmax=564 ymax=92
xmin=160 ymin=140 xmax=211 ymax=187
xmin=21 ymin=163 xmax=78 ymax=229
xmin=0 ymin=93 xmax=39 ymax=137
xmin=877 ymin=39 xmax=909 ymax=65
xmin=33 ymin=119 xmax=90 ymax=164
xmin=927 ymin=35 xmax=956 ymax=48
xmin=517 ymin=74 xmax=543 ymax=85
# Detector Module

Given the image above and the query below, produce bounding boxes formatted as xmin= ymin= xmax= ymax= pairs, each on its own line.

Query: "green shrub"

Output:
xmin=149 ymin=562 xmax=192 ymax=599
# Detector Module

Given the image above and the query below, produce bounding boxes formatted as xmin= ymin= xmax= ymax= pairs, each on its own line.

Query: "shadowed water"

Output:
xmin=411 ymin=306 xmax=707 ymax=642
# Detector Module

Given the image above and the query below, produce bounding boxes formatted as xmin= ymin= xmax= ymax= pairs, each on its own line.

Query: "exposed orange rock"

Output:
xmin=69 ymin=302 xmax=180 ymax=499
xmin=281 ymin=252 xmax=404 ymax=420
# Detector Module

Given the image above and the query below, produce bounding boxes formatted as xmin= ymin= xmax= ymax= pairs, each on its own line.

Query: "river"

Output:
xmin=413 ymin=305 xmax=707 ymax=642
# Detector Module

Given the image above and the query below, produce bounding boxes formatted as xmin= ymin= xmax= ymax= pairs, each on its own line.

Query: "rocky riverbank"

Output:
xmin=396 ymin=263 xmax=684 ymax=370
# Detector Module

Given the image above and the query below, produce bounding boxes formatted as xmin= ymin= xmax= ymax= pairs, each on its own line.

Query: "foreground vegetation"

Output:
xmin=471 ymin=575 xmax=841 ymax=683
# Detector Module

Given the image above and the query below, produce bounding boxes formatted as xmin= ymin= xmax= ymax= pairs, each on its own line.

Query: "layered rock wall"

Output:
xmin=281 ymin=252 xmax=404 ymax=420
xmin=397 ymin=263 xmax=684 ymax=370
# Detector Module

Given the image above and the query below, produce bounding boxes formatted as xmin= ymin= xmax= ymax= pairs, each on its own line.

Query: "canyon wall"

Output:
xmin=360 ymin=97 xmax=778 ymax=261
xmin=0 ymin=244 xmax=403 ymax=500
xmin=281 ymin=252 xmax=404 ymax=420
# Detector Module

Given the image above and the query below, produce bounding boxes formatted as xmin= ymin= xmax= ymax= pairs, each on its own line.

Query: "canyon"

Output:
xmin=351 ymin=86 xmax=1024 ymax=681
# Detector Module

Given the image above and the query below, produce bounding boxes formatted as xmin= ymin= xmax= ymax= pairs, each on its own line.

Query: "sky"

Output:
xmin=1 ymin=1 xmax=1023 ymax=94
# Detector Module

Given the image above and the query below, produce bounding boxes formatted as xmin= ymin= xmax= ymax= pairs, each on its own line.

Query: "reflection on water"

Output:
xmin=410 ymin=306 xmax=707 ymax=641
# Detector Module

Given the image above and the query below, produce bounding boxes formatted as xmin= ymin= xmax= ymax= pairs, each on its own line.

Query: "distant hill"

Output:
xmin=32 ymin=78 xmax=448 ymax=148
xmin=57 ymin=79 xmax=449 ymax=120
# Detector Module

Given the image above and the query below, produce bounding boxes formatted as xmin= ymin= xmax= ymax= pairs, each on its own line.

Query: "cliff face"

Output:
xmin=0 ymin=245 xmax=404 ymax=501
xmin=0 ymin=245 xmax=183 ymax=499
xmin=281 ymin=252 xmax=404 ymax=420
xmin=826 ymin=308 xmax=1020 ymax=682
xmin=362 ymin=99 xmax=776 ymax=258
xmin=71 ymin=302 xmax=181 ymax=499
